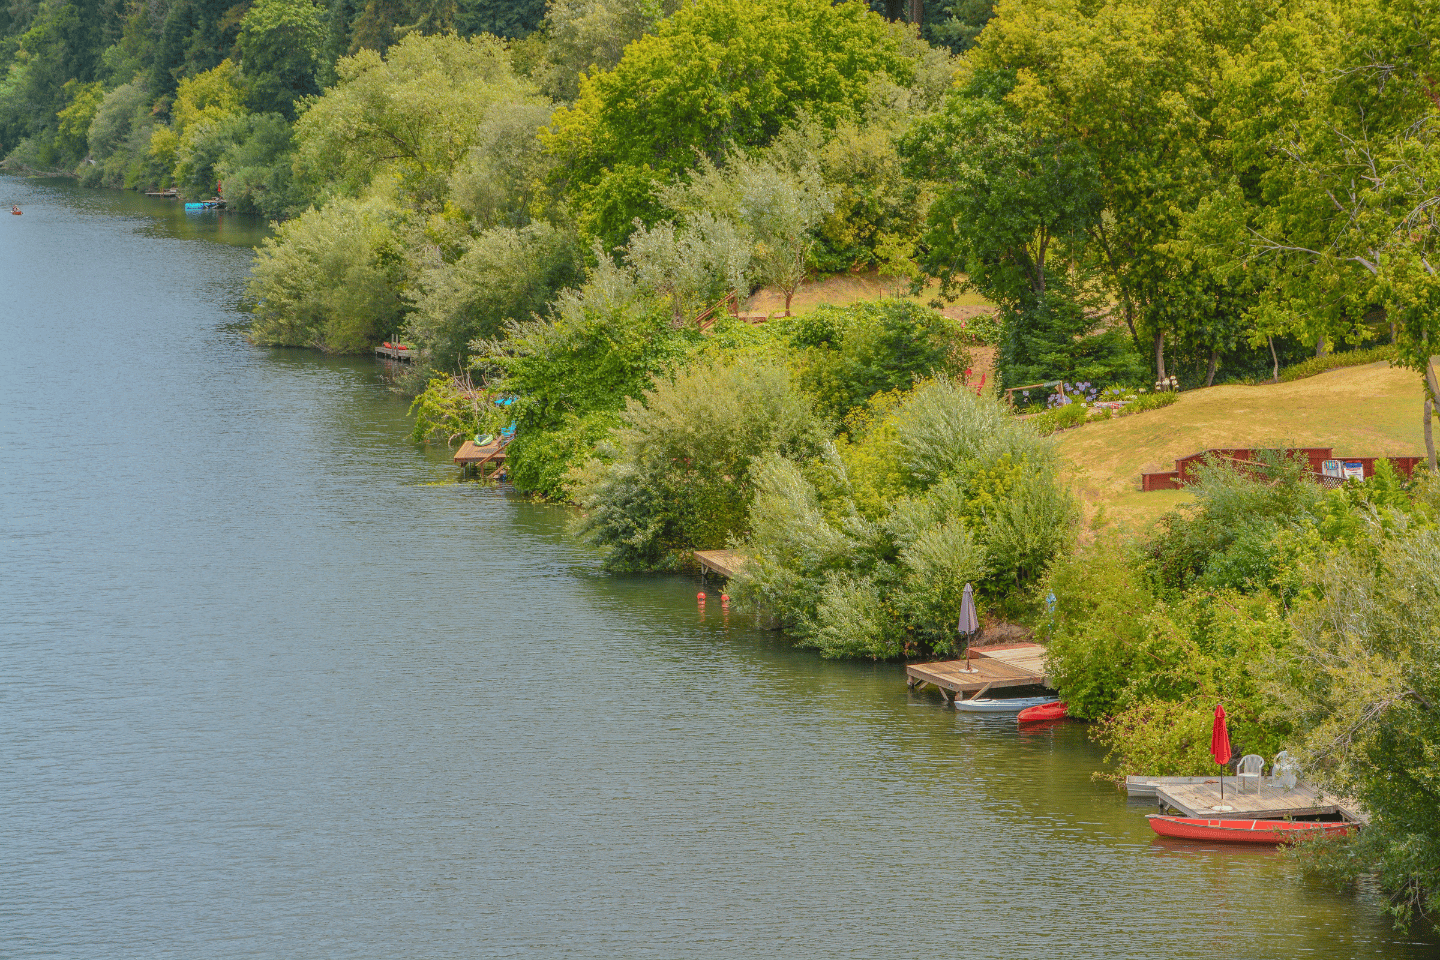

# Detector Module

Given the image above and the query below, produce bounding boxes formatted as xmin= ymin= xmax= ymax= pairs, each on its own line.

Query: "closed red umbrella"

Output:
xmin=1211 ymin=704 xmax=1232 ymax=804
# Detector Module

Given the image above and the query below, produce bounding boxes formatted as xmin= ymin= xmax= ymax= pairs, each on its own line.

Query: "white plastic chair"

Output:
xmin=1237 ymin=754 xmax=1265 ymax=794
xmin=1272 ymin=750 xmax=1299 ymax=791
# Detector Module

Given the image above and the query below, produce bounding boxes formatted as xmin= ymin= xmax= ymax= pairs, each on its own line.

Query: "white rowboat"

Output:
xmin=954 ymin=696 xmax=1059 ymax=714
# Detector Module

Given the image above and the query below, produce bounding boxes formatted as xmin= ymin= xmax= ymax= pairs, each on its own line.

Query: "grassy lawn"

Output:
xmin=744 ymin=269 xmax=994 ymax=318
xmin=1057 ymin=361 xmax=1429 ymax=535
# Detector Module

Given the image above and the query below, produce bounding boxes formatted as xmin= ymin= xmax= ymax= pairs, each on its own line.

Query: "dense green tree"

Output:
xmin=293 ymin=32 xmax=541 ymax=211
xmin=247 ymin=196 xmax=410 ymax=352
xmin=1198 ymin=0 xmax=1440 ymax=463
xmin=238 ymin=0 xmax=324 ymax=118
xmin=154 ymin=0 xmax=242 ymax=97
xmin=543 ymin=0 xmax=916 ymax=247
xmin=211 ymin=111 xmax=301 ymax=215
xmin=53 ymin=78 xmax=104 ymax=163
xmin=969 ymin=0 xmax=1276 ymax=380
xmin=444 ymin=97 xmax=554 ymax=228
xmin=783 ymin=300 xmax=959 ymax=425
xmin=923 ymin=0 xmax=994 ymax=52
xmin=573 ymin=355 xmax=827 ymax=570
xmin=85 ymin=77 xmax=148 ymax=160
xmin=533 ymin=0 xmax=673 ymax=102
xmin=0 ymin=0 xmax=106 ymax=159
xmin=1281 ymin=517 xmax=1440 ymax=929
xmin=348 ymin=0 xmax=453 ymax=54
xmin=407 ymin=221 xmax=581 ymax=370
xmin=901 ymin=72 xmax=1142 ymax=387
xmin=455 ymin=0 xmax=544 ymax=39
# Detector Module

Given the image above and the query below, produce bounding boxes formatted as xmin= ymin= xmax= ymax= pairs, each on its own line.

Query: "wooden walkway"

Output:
xmin=695 ymin=549 xmax=746 ymax=580
xmin=906 ymin=642 xmax=1050 ymax=701
xmin=454 ymin=439 xmax=508 ymax=479
xmin=1128 ymin=775 xmax=1366 ymax=822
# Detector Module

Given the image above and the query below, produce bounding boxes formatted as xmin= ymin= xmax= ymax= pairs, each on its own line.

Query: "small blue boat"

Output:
xmin=184 ymin=200 xmax=225 ymax=211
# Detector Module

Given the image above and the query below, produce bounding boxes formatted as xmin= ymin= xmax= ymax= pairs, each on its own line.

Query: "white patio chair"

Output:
xmin=1272 ymin=751 xmax=1299 ymax=791
xmin=1238 ymin=754 xmax=1265 ymax=794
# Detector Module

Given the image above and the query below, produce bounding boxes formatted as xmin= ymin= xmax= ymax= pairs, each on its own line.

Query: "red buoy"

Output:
xmin=697 ymin=592 xmax=706 ymax=601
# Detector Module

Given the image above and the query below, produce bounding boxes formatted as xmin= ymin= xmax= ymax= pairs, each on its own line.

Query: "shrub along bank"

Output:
xmin=1041 ymin=451 xmax=1440 ymax=929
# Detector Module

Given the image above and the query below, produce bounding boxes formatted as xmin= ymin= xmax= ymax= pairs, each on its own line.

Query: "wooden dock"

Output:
xmin=375 ymin=345 xmax=416 ymax=361
xmin=695 ymin=549 xmax=746 ymax=580
xmin=906 ymin=642 xmax=1051 ymax=701
xmin=454 ymin=439 xmax=508 ymax=479
xmin=1127 ymin=775 xmax=1366 ymax=822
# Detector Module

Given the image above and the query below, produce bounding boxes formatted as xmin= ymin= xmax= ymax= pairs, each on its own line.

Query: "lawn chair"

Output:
xmin=1272 ymin=751 xmax=1299 ymax=791
xmin=1237 ymin=754 xmax=1265 ymax=794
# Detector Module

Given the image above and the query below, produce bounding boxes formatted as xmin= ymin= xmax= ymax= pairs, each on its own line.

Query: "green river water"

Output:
xmin=1 ymin=176 xmax=1437 ymax=959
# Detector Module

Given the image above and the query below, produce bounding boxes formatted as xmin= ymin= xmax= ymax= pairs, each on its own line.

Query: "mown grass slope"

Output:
xmin=1057 ymin=361 xmax=1429 ymax=533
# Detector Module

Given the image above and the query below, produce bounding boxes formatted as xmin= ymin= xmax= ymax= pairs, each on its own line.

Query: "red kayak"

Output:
xmin=1017 ymin=700 xmax=1068 ymax=723
xmin=1147 ymin=815 xmax=1358 ymax=844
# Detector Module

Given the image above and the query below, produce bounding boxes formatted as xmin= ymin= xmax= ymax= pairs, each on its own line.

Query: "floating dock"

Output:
xmin=695 ymin=549 xmax=746 ymax=580
xmin=1126 ymin=775 xmax=1366 ymax=822
xmin=375 ymin=345 xmax=416 ymax=361
xmin=454 ymin=439 xmax=508 ymax=479
xmin=906 ymin=642 xmax=1051 ymax=701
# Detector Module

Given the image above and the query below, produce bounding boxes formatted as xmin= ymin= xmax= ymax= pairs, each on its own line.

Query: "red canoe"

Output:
xmin=1147 ymin=815 xmax=1358 ymax=844
xmin=1017 ymin=700 xmax=1068 ymax=723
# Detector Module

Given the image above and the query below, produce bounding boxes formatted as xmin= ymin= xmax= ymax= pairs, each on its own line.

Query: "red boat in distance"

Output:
xmin=1017 ymin=700 xmax=1068 ymax=723
xmin=1147 ymin=815 xmax=1358 ymax=844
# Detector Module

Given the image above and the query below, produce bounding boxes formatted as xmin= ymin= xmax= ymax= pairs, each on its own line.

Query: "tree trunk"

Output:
xmin=1153 ymin=330 xmax=1166 ymax=382
xmin=1123 ymin=300 xmax=1139 ymax=353
xmin=1268 ymin=336 xmax=1279 ymax=382
xmin=783 ymin=286 xmax=794 ymax=317
xmin=1427 ymin=395 xmax=1436 ymax=475
xmin=1316 ymin=335 xmax=1327 ymax=358
xmin=1205 ymin=349 xmax=1218 ymax=388
xmin=906 ymin=0 xmax=923 ymax=25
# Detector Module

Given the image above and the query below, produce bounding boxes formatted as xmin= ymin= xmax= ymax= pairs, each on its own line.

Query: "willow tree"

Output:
xmin=293 ymin=32 xmax=545 ymax=212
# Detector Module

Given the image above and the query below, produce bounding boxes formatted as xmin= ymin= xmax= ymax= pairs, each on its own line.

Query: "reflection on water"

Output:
xmin=2 ymin=176 xmax=1437 ymax=959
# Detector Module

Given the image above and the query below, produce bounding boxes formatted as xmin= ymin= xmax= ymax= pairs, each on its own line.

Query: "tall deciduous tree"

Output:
xmin=901 ymin=72 xmax=1141 ymax=387
xmin=543 ymin=0 xmax=915 ymax=247
xmin=238 ymin=0 xmax=324 ymax=118
xmin=1208 ymin=0 xmax=1440 ymax=465
xmin=969 ymin=0 xmax=1276 ymax=380
xmin=293 ymin=32 xmax=543 ymax=211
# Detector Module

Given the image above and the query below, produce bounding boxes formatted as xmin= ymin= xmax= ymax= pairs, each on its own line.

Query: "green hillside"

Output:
xmin=1060 ymin=361 xmax=1429 ymax=531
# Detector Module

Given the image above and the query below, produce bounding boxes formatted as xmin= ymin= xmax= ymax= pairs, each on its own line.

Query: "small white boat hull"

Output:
xmin=954 ymin=696 xmax=1059 ymax=713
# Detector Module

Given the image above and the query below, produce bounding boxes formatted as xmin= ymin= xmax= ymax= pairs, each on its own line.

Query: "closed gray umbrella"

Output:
xmin=958 ymin=583 xmax=979 ymax=671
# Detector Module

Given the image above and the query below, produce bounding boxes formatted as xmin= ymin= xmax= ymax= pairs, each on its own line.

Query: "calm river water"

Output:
xmin=2 ymin=177 xmax=1437 ymax=959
